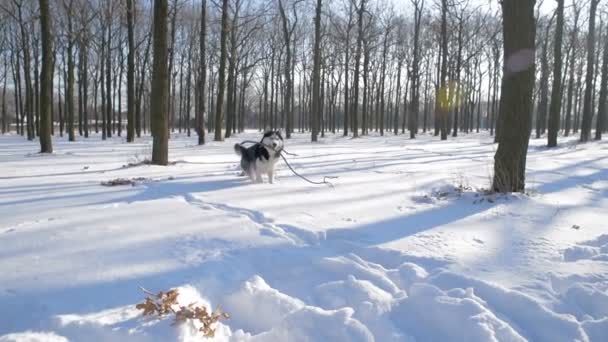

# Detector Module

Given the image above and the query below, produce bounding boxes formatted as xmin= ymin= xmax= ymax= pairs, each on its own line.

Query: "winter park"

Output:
xmin=1 ymin=0 xmax=608 ymax=341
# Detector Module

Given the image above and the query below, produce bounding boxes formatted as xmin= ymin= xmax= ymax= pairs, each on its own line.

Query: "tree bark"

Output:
xmin=548 ymin=0 xmax=564 ymax=147
xmin=410 ymin=0 xmax=424 ymax=139
xmin=151 ymin=0 xmax=169 ymax=164
xmin=351 ymin=0 xmax=365 ymax=138
xmin=580 ymin=0 xmax=600 ymax=142
xmin=311 ymin=0 xmax=322 ymax=142
xmin=126 ymin=0 xmax=136 ymax=142
xmin=564 ymin=4 xmax=580 ymax=137
xmin=438 ymin=0 xmax=449 ymax=140
xmin=596 ymin=16 xmax=608 ymax=140
xmin=39 ymin=0 xmax=53 ymax=153
xmin=214 ymin=0 xmax=229 ymax=141
xmin=492 ymin=0 xmax=536 ymax=193
xmin=196 ymin=0 xmax=207 ymax=145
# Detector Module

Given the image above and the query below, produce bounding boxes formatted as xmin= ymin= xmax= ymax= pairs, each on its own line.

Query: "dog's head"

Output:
xmin=261 ymin=131 xmax=284 ymax=152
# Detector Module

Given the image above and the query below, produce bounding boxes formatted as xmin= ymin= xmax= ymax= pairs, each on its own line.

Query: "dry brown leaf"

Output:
xmin=135 ymin=287 xmax=228 ymax=338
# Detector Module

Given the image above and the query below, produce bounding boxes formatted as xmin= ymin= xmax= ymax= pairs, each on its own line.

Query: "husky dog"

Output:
xmin=234 ymin=131 xmax=284 ymax=184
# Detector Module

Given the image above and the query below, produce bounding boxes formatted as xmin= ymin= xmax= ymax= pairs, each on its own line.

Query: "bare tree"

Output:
xmin=351 ymin=0 xmax=365 ymax=138
xmin=596 ymin=8 xmax=608 ymax=140
xmin=493 ymin=0 xmax=536 ymax=192
xmin=39 ymin=0 xmax=53 ymax=152
xmin=581 ymin=0 xmax=600 ymax=142
xmin=311 ymin=0 xmax=322 ymax=142
xmin=196 ymin=0 xmax=207 ymax=145
xmin=409 ymin=0 xmax=424 ymax=139
xmin=126 ymin=0 xmax=135 ymax=142
xmin=547 ymin=0 xmax=564 ymax=147
xmin=151 ymin=0 xmax=169 ymax=164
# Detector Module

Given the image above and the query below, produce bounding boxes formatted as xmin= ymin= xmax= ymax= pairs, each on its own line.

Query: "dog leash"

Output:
xmin=237 ymin=140 xmax=337 ymax=187
xmin=238 ymin=140 xmax=298 ymax=156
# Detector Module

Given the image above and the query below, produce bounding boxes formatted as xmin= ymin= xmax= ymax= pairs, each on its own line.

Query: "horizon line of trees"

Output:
xmin=0 ymin=0 xmax=605 ymax=191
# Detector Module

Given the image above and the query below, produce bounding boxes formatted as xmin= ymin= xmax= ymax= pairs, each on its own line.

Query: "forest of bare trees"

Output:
xmin=1 ymin=0 xmax=607 ymax=190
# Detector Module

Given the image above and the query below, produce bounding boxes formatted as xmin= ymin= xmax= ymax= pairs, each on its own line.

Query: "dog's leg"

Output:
xmin=247 ymin=170 xmax=257 ymax=183
xmin=268 ymin=171 xmax=274 ymax=184
xmin=255 ymin=169 xmax=263 ymax=183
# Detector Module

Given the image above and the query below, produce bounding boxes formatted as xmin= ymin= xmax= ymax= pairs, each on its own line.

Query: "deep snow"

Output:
xmin=0 ymin=131 xmax=606 ymax=341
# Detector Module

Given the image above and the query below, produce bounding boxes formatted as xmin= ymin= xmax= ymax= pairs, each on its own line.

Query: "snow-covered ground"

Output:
xmin=0 ymin=131 xmax=607 ymax=341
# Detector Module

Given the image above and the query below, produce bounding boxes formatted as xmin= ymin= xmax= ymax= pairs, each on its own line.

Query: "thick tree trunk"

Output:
xmin=66 ymin=12 xmax=76 ymax=142
xmin=196 ymin=0 xmax=207 ymax=145
xmin=2 ymin=55 xmax=8 ymax=133
xmin=214 ymin=0 xmax=229 ymax=141
xmin=126 ymin=0 xmax=136 ymax=142
xmin=39 ymin=0 xmax=53 ymax=153
xmin=596 ymin=19 xmax=608 ymax=140
xmin=343 ymin=29 xmax=350 ymax=137
xmin=438 ymin=0 xmax=449 ymax=140
xmin=410 ymin=0 xmax=424 ymax=139
xmin=351 ymin=0 xmax=365 ymax=138
xmin=536 ymin=19 xmax=552 ymax=139
xmin=311 ymin=0 xmax=322 ymax=142
xmin=564 ymin=10 xmax=579 ymax=137
xmin=581 ymin=0 xmax=600 ymax=142
xmin=225 ymin=12 xmax=238 ymax=139
xmin=105 ymin=11 xmax=112 ymax=138
xmin=151 ymin=0 xmax=169 ymax=164
xmin=278 ymin=0 xmax=294 ymax=138
xmin=492 ymin=0 xmax=536 ymax=193
xmin=548 ymin=0 xmax=565 ymax=147
xmin=81 ymin=40 xmax=89 ymax=138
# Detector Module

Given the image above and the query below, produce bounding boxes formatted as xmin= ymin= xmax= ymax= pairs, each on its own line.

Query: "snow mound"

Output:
xmin=317 ymin=254 xmax=401 ymax=294
xmin=314 ymin=275 xmax=394 ymax=313
xmin=565 ymin=235 xmax=608 ymax=261
xmin=564 ymin=245 xmax=602 ymax=262
xmin=391 ymin=283 xmax=525 ymax=342
xmin=429 ymin=271 xmax=589 ymax=342
xmin=0 ymin=332 xmax=68 ymax=342
xmin=582 ymin=317 xmax=608 ymax=342
xmin=224 ymin=275 xmax=304 ymax=334
xmin=225 ymin=275 xmax=374 ymax=342
xmin=248 ymin=306 xmax=374 ymax=342
xmin=562 ymin=283 xmax=608 ymax=320
xmin=387 ymin=262 xmax=429 ymax=291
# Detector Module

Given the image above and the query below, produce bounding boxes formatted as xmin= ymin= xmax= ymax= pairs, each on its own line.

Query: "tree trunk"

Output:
xmin=596 ymin=18 xmax=608 ymax=140
xmin=536 ymin=19 xmax=552 ymax=139
xmin=66 ymin=11 xmax=76 ymax=142
xmin=492 ymin=0 xmax=536 ymax=193
xmin=39 ymin=0 xmax=53 ymax=153
xmin=151 ymin=0 xmax=169 ymax=164
xmin=548 ymin=0 xmax=565 ymax=147
xmin=2 ymin=55 xmax=8 ymax=133
xmin=214 ymin=0 xmax=229 ymax=141
xmin=410 ymin=0 xmax=424 ymax=139
xmin=351 ymin=0 xmax=365 ymax=138
xmin=564 ymin=6 xmax=579 ymax=137
xmin=311 ymin=0 xmax=322 ymax=142
xmin=105 ymin=9 xmax=112 ymax=138
xmin=196 ymin=0 xmax=207 ymax=145
xmin=225 ymin=10 xmax=238 ymax=139
xmin=580 ymin=0 xmax=600 ymax=142
xmin=438 ymin=0 xmax=449 ymax=140
xmin=126 ymin=0 xmax=136 ymax=142
xmin=278 ymin=0 xmax=294 ymax=138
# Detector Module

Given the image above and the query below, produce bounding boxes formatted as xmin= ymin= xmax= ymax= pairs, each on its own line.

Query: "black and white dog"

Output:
xmin=234 ymin=131 xmax=284 ymax=184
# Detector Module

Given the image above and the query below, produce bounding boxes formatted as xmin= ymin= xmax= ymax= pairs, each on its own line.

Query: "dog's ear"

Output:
xmin=275 ymin=131 xmax=283 ymax=140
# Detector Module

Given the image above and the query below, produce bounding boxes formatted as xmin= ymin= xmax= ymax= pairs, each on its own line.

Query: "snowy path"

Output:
xmin=0 ymin=132 xmax=607 ymax=341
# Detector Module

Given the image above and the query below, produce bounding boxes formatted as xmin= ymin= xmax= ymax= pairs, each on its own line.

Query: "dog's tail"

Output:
xmin=234 ymin=143 xmax=246 ymax=156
